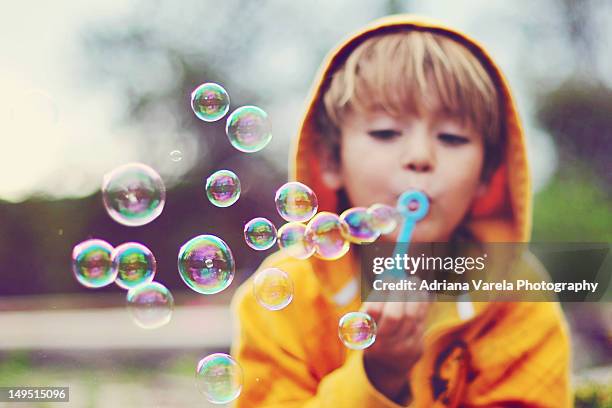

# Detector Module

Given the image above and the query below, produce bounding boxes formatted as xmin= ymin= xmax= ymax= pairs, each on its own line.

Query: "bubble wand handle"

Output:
xmin=387 ymin=190 xmax=429 ymax=279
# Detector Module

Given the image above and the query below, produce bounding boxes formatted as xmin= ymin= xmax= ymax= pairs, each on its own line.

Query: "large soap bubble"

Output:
xmin=102 ymin=163 xmax=166 ymax=227
xmin=305 ymin=212 xmax=350 ymax=260
xmin=244 ymin=217 xmax=277 ymax=251
xmin=205 ymin=170 xmax=241 ymax=208
xmin=274 ymin=181 xmax=318 ymax=223
xmin=338 ymin=311 xmax=377 ymax=350
xmin=252 ymin=268 xmax=293 ymax=311
xmin=340 ymin=207 xmax=380 ymax=244
xmin=178 ymin=235 xmax=235 ymax=295
xmin=72 ymin=239 xmax=116 ymax=288
xmin=196 ymin=353 xmax=243 ymax=404
xmin=190 ymin=82 xmax=230 ymax=122
xmin=367 ymin=204 xmax=401 ymax=235
xmin=126 ymin=281 xmax=174 ymax=329
xmin=225 ymin=106 xmax=272 ymax=153
xmin=112 ymin=242 xmax=156 ymax=290
xmin=277 ymin=222 xmax=315 ymax=259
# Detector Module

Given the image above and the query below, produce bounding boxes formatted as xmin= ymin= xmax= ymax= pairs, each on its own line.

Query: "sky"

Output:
xmin=0 ymin=0 xmax=147 ymax=201
xmin=1 ymin=0 xmax=609 ymax=203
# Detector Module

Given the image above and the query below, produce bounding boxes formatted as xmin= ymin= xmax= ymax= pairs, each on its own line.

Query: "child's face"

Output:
xmin=330 ymin=105 xmax=486 ymax=243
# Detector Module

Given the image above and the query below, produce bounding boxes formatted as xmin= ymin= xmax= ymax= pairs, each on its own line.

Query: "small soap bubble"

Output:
xmin=338 ymin=311 xmax=377 ymax=350
xmin=367 ymin=204 xmax=401 ymax=234
xmin=102 ymin=163 xmax=166 ymax=227
xmin=277 ymin=222 xmax=315 ymax=259
xmin=190 ymin=82 xmax=230 ymax=122
xmin=305 ymin=212 xmax=350 ymax=260
xmin=225 ymin=106 xmax=272 ymax=153
xmin=126 ymin=281 xmax=174 ymax=329
xmin=178 ymin=235 xmax=235 ymax=295
xmin=196 ymin=353 xmax=243 ymax=404
xmin=244 ymin=217 xmax=277 ymax=250
xmin=253 ymin=268 xmax=293 ymax=311
xmin=112 ymin=242 xmax=156 ymax=290
xmin=72 ymin=239 xmax=116 ymax=288
xmin=340 ymin=207 xmax=380 ymax=244
xmin=170 ymin=150 xmax=183 ymax=162
xmin=275 ymin=182 xmax=318 ymax=222
xmin=205 ymin=170 xmax=241 ymax=207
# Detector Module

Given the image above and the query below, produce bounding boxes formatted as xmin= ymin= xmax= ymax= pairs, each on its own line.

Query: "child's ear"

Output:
xmin=318 ymin=145 xmax=343 ymax=190
xmin=322 ymin=168 xmax=343 ymax=190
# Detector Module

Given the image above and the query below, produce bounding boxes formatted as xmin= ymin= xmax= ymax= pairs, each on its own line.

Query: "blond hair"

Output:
xmin=317 ymin=29 xmax=504 ymax=181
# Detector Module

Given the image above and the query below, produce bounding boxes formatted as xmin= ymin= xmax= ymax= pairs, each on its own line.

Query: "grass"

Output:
xmin=533 ymin=165 xmax=612 ymax=242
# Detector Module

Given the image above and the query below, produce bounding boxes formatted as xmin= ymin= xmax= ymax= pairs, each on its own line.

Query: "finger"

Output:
xmin=415 ymin=316 xmax=427 ymax=335
xmin=387 ymin=301 xmax=429 ymax=342
xmin=393 ymin=302 xmax=421 ymax=338
xmin=393 ymin=314 xmax=426 ymax=353
xmin=383 ymin=301 xmax=404 ymax=319
xmin=361 ymin=300 xmax=384 ymax=313
xmin=418 ymin=301 xmax=432 ymax=319
xmin=409 ymin=276 xmax=433 ymax=303
xmin=408 ymin=301 xmax=427 ymax=322
xmin=403 ymin=301 xmax=421 ymax=317
xmin=411 ymin=319 xmax=427 ymax=347
xmin=361 ymin=301 xmax=384 ymax=323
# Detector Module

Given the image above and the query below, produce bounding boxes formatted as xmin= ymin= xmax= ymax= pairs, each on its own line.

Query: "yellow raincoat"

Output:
xmin=231 ymin=15 xmax=572 ymax=407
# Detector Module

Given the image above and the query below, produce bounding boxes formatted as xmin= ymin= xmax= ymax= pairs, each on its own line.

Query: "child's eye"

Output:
xmin=367 ymin=129 xmax=401 ymax=140
xmin=438 ymin=133 xmax=469 ymax=145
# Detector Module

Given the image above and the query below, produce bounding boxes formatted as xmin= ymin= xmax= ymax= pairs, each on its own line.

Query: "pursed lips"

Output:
xmin=394 ymin=189 xmax=434 ymax=204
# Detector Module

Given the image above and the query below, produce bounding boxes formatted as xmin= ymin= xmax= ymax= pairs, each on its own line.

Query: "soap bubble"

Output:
xmin=205 ymin=170 xmax=241 ymax=208
xmin=367 ymin=204 xmax=400 ymax=234
xmin=275 ymin=181 xmax=318 ymax=223
xmin=72 ymin=239 xmax=116 ymax=288
xmin=277 ymin=222 xmax=315 ymax=259
xmin=196 ymin=353 xmax=243 ymax=404
xmin=244 ymin=217 xmax=277 ymax=251
xmin=170 ymin=150 xmax=183 ymax=162
xmin=253 ymin=268 xmax=293 ymax=311
xmin=190 ymin=82 xmax=230 ymax=122
xmin=338 ymin=311 xmax=377 ymax=350
xmin=225 ymin=106 xmax=272 ymax=153
xmin=126 ymin=281 xmax=174 ymax=329
xmin=112 ymin=242 xmax=156 ymax=290
xmin=102 ymin=163 xmax=166 ymax=227
xmin=178 ymin=235 xmax=235 ymax=295
xmin=305 ymin=212 xmax=350 ymax=260
xmin=340 ymin=207 xmax=380 ymax=244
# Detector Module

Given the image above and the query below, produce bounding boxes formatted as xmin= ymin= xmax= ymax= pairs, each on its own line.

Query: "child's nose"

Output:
xmin=400 ymin=136 xmax=435 ymax=173
xmin=406 ymin=159 xmax=432 ymax=172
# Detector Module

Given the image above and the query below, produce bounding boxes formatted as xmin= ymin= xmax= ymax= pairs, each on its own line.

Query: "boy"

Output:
xmin=231 ymin=15 xmax=571 ymax=407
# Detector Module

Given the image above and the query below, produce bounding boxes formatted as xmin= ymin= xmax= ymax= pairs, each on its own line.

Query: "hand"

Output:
xmin=361 ymin=300 xmax=430 ymax=404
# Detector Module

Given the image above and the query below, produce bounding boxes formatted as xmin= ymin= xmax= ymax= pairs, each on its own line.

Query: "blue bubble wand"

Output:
xmin=386 ymin=190 xmax=429 ymax=279
xmin=386 ymin=190 xmax=473 ymax=317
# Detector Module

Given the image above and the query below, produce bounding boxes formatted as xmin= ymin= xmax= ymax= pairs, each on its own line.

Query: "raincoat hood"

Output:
xmin=290 ymin=14 xmax=532 ymax=243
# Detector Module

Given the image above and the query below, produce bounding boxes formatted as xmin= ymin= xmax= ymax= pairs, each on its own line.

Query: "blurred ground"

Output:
xmin=0 ymin=304 xmax=231 ymax=350
xmin=0 ymin=368 xmax=223 ymax=407
xmin=0 ymin=295 xmax=610 ymax=407
xmin=0 ymin=294 xmax=233 ymax=407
